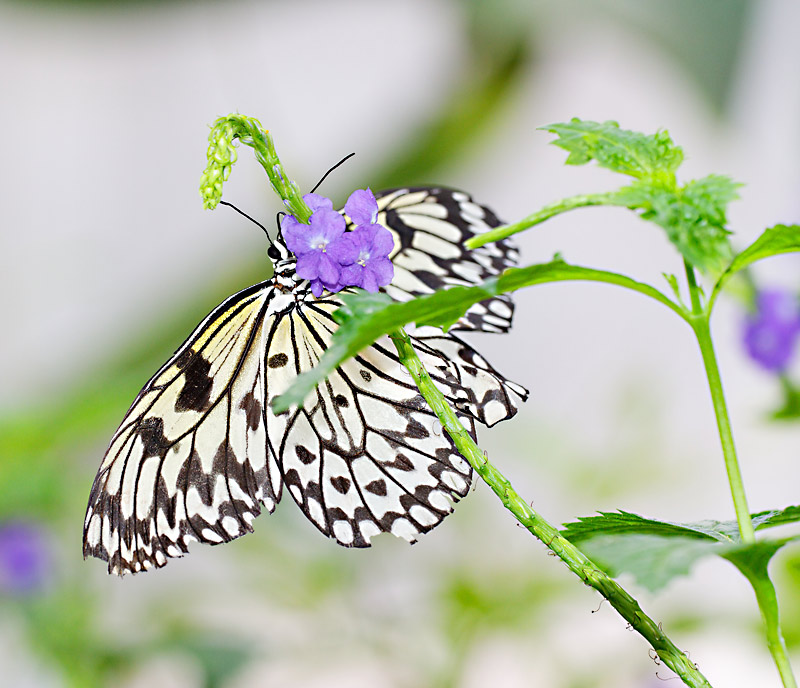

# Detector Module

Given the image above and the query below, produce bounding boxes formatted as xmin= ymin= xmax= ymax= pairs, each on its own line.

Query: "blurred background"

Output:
xmin=2 ymin=0 xmax=800 ymax=686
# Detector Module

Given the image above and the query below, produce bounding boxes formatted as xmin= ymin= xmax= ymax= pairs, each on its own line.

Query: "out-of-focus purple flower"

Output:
xmin=339 ymin=225 xmax=395 ymax=292
xmin=0 ymin=521 xmax=49 ymax=594
xmin=280 ymin=188 xmax=395 ymax=296
xmin=743 ymin=289 xmax=800 ymax=372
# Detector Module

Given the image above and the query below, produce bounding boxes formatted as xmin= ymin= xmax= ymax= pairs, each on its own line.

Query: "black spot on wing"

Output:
xmin=138 ymin=417 xmax=168 ymax=457
xmin=174 ymin=352 xmax=213 ymax=412
xmin=239 ymin=391 xmax=262 ymax=431
xmin=330 ymin=476 xmax=351 ymax=494
xmin=268 ymin=353 xmax=289 ymax=368
xmin=295 ymin=445 xmax=316 ymax=465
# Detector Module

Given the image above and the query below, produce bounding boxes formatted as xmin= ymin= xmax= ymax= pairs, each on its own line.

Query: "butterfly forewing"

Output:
xmin=84 ymin=187 xmax=527 ymax=575
xmin=83 ymin=283 xmax=279 ymax=574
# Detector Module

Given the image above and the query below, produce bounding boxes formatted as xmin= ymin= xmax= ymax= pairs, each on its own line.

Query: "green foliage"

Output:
xmin=541 ymin=119 xmax=684 ymax=184
xmin=470 ymin=119 xmax=738 ymax=273
xmin=577 ymin=534 xmax=720 ymax=593
xmin=613 ymin=175 xmax=736 ymax=272
xmin=710 ymin=224 xmax=800 ymax=308
xmin=272 ymin=259 xmax=684 ymax=412
xmin=562 ymin=508 xmax=800 ymax=593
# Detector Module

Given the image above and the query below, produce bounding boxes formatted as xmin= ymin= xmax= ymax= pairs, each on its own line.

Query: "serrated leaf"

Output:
xmin=563 ymin=506 xmax=800 ymax=545
xmin=563 ymin=508 xmax=800 ymax=591
xmin=562 ymin=510 xmax=730 ymax=543
xmin=272 ymin=260 xmax=680 ymax=412
xmin=541 ymin=119 xmax=683 ymax=183
xmin=751 ymin=505 xmax=800 ymax=531
xmin=612 ymin=176 xmax=736 ymax=272
xmin=710 ymin=224 xmax=800 ymax=308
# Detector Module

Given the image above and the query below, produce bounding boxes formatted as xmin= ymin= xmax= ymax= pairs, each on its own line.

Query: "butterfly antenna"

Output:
xmin=275 ymin=211 xmax=286 ymax=241
xmin=219 ymin=200 xmax=274 ymax=246
xmin=309 ymin=152 xmax=356 ymax=194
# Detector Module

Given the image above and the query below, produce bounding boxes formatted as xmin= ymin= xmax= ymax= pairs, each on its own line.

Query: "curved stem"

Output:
xmin=390 ymin=327 xmax=713 ymax=688
xmin=465 ymin=192 xmax=618 ymax=249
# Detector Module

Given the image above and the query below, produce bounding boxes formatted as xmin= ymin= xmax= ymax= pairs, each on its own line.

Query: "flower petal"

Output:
xmin=281 ymin=215 xmax=310 ymax=255
xmin=370 ymin=224 xmax=396 ymax=257
xmin=361 ymin=266 xmax=380 ymax=293
xmin=303 ymin=193 xmax=333 ymax=212
xmin=310 ymin=208 xmax=346 ymax=242
xmin=310 ymin=278 xmax=325 ymax=297
xmin=368 ymin=257 xmax=394 ymax=289
xmin=295 ymin=251 xmax=322 ymax=280
xmin=317 ymin=253 xmax=341 ymax=286
xmin=327 ymin=233 xmax=360 ymax=265
xmin=345 ymin=188 xmax=378 ymax=226
xmin=340 ymin=262 xmax=363 ymax=287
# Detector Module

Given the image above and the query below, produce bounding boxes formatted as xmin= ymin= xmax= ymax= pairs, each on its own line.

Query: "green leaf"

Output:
xmin=577 ymin=534 xmax=720 ymax=593
xmin=613 ymin=175 xmax=737 ymax=272
xmin=562 ymin=508 xmax=800 ymax=591
xmin=563 ymin=505 xmax=800 ymax=545
xmin=710 ymin=224 xmax=800 ymax=309
xmin=722 ymin=540 xmax=791 ymax=582
xmin=541 ymin=118 xmax=683 ymax=183
xmin=751 ymin=505 xmax=800 ymax=531
xmin=271 ymin=260 xmax=683 ymax=412
xmin=562 ymin=510 xmax=731 ymax=543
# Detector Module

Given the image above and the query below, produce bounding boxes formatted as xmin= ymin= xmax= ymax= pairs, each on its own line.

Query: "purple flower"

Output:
xmin=282 ymin=194 xmax=349 ymax=297
xmin=339 ymin=225 xmax=395 ymax=292
xmin=280 ymin=188 xmax=395 ymax=296
xmin=743 ymin=289 xmax=800 ymax=372
xmin=341 ymin=188 xmax=395 ymax=291
xmin=0 ymin=521 xmax=49 ymax=594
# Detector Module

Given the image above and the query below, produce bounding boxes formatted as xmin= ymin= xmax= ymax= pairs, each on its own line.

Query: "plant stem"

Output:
xmin=686 ymin=260 xmax=796 ymax=686
xmin=684 ymin=261 xmax=755 ymax=544
xmin=464 ymin=192 xmax=619 ymax=249
xmin=750 ymin=571 xmax=798 ymax=688
xmin=390 ymin=327 xmax=713 ymax=688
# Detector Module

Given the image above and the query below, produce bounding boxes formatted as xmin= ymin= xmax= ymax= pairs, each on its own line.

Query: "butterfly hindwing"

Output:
xmin=266 ymin=298 xmax=485 ymax=546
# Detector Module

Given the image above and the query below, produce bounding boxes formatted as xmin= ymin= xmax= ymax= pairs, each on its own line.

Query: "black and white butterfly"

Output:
xmin=83 ymin=187 xmax=527 ymax=575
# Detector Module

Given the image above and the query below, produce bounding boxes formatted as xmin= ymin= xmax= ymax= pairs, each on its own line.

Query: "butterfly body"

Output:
xmin=84 ymin=188 xmax=526 ymax=575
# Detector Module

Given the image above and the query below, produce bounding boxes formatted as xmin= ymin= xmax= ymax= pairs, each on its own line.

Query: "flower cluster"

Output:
xmin=281 ymin=188 xmax=394 ymax=297
xmin=743 ymin=289 xmax=800 ymax=372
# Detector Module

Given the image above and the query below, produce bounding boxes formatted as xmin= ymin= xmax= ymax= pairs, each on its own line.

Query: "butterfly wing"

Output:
xmin=262 ymin=296 xmax=524 ymax=546
xmin=370 ymin=187 xmax=519 ymax=333
xmin=83 ymin=282 xmax=283 ymax=575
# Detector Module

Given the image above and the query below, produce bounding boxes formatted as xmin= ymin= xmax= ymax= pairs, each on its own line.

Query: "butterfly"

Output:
xmin=83 ymin=187 xmax=527 ymax=575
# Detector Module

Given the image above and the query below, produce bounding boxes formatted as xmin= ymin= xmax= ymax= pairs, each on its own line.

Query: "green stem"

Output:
xmin=465 ymin=192 xmax=619 ymax=249
xmin=200 ymin=114 xmax=312 ymax=222
xmin=390 ymin=327 xmax=713 ymax=688
xmin=687 ymin=259 xmax=796 ymax=686
xmin=684 ymin=261 xmax=755 ymax=544
xmin=750 ymin=573 xmax=798 ymax=688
